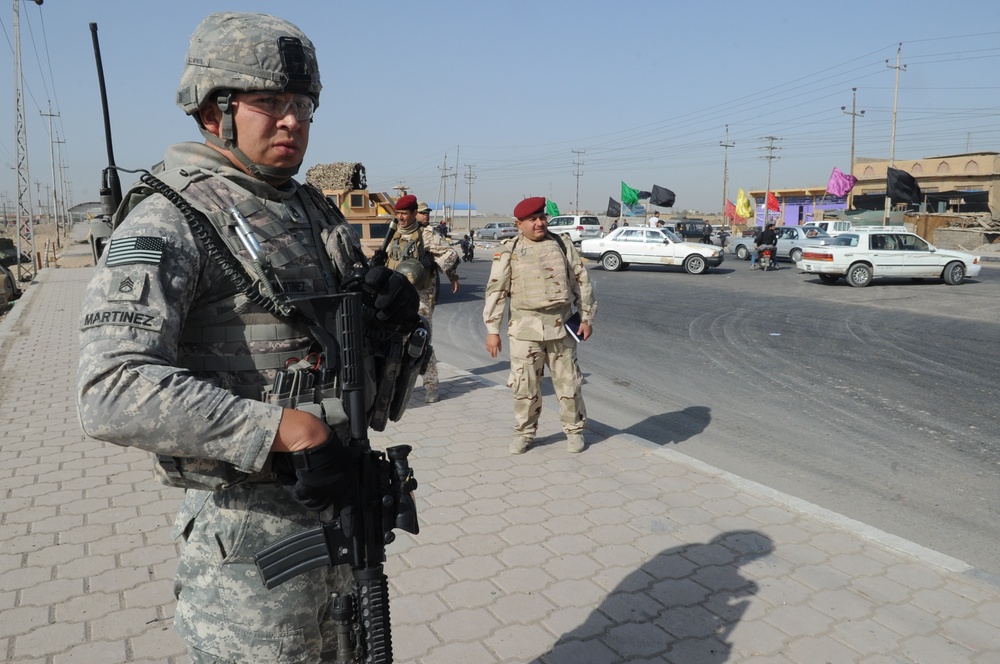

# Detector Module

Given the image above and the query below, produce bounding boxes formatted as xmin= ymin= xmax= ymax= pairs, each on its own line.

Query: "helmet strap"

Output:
xmin=200 ymin=92 xmax=301 ymax=184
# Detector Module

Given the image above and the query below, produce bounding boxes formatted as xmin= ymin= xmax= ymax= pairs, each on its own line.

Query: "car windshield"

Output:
xmin=661 ymin=229 xmax=681 ymax=242
xmin=802 ymin=228 xmax=832 ymax=238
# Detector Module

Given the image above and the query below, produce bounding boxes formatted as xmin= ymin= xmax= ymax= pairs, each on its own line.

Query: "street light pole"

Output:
xmin=841 ymin=87 xmax=864 ymax=210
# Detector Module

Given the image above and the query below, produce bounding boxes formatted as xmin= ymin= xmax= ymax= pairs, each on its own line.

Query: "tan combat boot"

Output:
xmin=566 ymin=433 xmax=585 ymax=453
xmin=509 ymin=435 xmax=533 ymax=455
xmin=425 ymin=387 xmax=439 ymax=404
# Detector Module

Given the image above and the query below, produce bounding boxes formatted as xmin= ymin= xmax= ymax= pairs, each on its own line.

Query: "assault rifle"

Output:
xmin=254 ymin=289 xmax=420 ymax=664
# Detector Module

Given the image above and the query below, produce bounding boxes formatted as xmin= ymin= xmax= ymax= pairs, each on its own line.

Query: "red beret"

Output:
xmin=395 ymin=194 xmax=418 ymax=212
xmin=513 ymin=197 xmax=547 ymax=220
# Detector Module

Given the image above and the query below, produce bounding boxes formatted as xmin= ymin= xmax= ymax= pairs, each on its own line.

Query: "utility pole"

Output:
xmin=435 ymin=153 xmax=449 ymax=225
xmin=884 ymin=43 xmax=906 ymax=225
xmin=42 ymin=103 xmax=62 ymax=248
xmin=451 ymin=146 xmax=460 ymax=228
xmin=759 ymin=136 xmax=782 ymax=226
xmin=719 ymin=126 xmax=734 ymax=228
xmin=13 ymin=0 xmax=39 ymax=282
xmin=841 ymin=88 xmax=865 ymax=210
xmin=572 ymin=149 xmax=585 ymax=214
xmin=464 ymin=164 xmax=476 ymax=235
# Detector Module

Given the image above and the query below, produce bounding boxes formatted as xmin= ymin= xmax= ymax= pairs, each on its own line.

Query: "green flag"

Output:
xmin=621 ymin=181 xmax=639 ymax=206
xmin=545 ymin=199 xmax=560 ymax=217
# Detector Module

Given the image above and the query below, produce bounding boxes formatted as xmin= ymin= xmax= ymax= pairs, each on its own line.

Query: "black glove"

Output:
xmin=371 ymin=248 xmax=389 ymax=267
xmin=278 ymin=433 xmax=364 ymax=512
xmin=357 ymin=265 xmax=419 ymax=328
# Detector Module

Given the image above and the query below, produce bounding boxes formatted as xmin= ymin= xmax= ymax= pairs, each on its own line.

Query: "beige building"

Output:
xmin=853 ymin=151 xmax=998 ymax=216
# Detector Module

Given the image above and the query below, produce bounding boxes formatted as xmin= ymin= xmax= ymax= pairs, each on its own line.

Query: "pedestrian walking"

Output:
xmin=483 ymin=196 xmax=597 ymax=454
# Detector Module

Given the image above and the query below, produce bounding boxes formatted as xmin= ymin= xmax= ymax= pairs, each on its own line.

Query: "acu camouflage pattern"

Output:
xmin=388 ymin=223 xmax=459 ymax=392
xmin=177 ymin=12 xmax=322 ymax=115
xmin=483 ymin=232 xmax=596 ymax=437
xmin=76 ymin=142 xmax=360 ymax=661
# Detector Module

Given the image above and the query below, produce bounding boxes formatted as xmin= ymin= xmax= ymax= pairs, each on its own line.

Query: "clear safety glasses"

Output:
xmin=235 ymin=93 xmax=315 ymax=122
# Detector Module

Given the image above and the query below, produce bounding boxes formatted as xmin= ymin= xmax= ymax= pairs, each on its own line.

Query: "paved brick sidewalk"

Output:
xmin=2 ymin=267 xmax=998 ymax=663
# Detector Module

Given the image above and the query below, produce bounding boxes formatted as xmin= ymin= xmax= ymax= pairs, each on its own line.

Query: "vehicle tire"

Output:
xmin=789 ymin=248 xmax=803 ymax=263
xmin=735 ymin=245 xmax=749 ymax=261
xmin=492 ymin=232 xmax=500 ymax=240
xmin=846 ymin=263 xmax=872 ymax=288
xmin=684 ymin=254 xmax=708 ymax=275
xmin=818 ymin=273 xmax=840 ymax=284
xmin=942 ymin=261 xmax=965 ymax=285
xmin=601 ymin=252 xmax=623 ymax=272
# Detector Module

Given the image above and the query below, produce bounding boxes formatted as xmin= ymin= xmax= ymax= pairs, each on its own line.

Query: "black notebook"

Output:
xmin=564 ymin=311 xmax=584 ymax=342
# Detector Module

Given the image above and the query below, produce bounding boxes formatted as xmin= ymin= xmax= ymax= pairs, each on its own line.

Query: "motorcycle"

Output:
xmin=757 ymin=246 xmax=775 ymax=271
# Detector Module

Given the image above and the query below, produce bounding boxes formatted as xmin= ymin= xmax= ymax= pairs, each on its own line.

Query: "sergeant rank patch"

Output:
xmin=105 ymin=236 xmax=165 ymax=267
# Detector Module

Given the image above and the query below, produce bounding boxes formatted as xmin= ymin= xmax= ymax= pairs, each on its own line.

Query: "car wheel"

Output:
xmin=790 ymin=248 xmax=803 ymax=263
xmin=492 ymin=232 xmax=500 ymax=240
xmin=601 ymin=252 xmax=623 ymax=272
xmin=846 ymin=263 xmax=872 ymax=288
xmin=818 ymin=273 xmax=840 ymax=284
xmin=735 ymin=245 xmax=749 ymax=261
xmin=684 ymin=254 xmax=708 ymax=275
xmin=942 ymin=261 xmax=965 ymax=285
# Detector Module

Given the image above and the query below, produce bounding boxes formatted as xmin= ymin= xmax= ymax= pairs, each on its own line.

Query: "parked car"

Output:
xmin=474 ymin=222 xmax=518 ymax=241
xmin=802 ymin=221 xmax=907 ymax=238
xmin=728 ymin=225 xmax=833 ymax=262
xmin=547 ymin=215 xmax=603 ymax=244
xmin=580 ymin=226 xmax=724 ymax=275
xmin=796 ymin=230 xmax=982 ymax=287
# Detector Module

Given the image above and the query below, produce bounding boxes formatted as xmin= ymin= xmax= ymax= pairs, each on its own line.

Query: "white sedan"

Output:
xmin=580 ymin=226 xmax=724 ymax=275
xmin=796 ymin=230 xmax=982 ymax=287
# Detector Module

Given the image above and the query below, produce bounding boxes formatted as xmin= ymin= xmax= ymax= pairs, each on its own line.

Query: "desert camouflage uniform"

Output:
xmin=483 ymin=233 xmax=596 ymax=438
xmin=77 ymin=142 xmax=363 ymax=662
xmin=387 ymin=224 xmax=458 ymax=393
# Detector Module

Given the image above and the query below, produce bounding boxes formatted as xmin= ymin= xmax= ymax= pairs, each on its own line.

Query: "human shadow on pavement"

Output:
xmin=623 ymin=405 xmax=711 ymax=446
xmin=531 ymin=530 xmax=774 ymax=664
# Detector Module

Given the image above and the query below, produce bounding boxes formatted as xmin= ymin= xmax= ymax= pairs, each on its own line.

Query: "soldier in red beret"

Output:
xmin=483 ymin=197 xmax=597 ymax=454
xmin=385 ymin=193 xmax=460 ymax=403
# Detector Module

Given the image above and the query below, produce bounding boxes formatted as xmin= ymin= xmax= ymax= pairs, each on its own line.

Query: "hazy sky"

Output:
xmin=2 ymin=0 xmax=1000 ymax=216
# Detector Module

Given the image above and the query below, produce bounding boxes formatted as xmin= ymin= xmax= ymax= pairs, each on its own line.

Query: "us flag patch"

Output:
xmin=105 ymin=236 xmax=165 ymax=267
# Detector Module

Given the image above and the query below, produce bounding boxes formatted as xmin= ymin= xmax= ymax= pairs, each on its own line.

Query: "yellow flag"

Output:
xmin=735 ymin=188 xmax=753 ymax=220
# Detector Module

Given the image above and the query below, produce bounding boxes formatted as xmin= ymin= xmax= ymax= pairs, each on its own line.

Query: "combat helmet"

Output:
xmin=394 ymin=258 xmax=430 ymax=290
xmin=177 ymin=12 xmax=322 ymax=182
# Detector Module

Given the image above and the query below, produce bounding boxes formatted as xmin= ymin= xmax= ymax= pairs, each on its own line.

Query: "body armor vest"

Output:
xmin=509 ymin=235 xmax=573 ymax=311
xmin=385 ymin=225 xmax=426 ymax=269
xmin=114 ymin=169 xmax=350 ymax=490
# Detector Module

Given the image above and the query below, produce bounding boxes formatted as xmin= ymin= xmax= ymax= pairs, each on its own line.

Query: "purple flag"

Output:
xmin=826 ymin=167 xmax=858 ymax=197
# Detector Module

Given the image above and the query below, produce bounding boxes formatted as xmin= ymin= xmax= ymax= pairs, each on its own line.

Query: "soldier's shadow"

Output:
xmin=531 ymin=530 xmax=773 ymax=664
xmin=625 ymin=406 xmax=711 ymax=446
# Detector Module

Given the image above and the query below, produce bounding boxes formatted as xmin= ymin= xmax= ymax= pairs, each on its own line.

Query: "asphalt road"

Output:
xmin=433 ymin=245 xmax=1000 ymax=579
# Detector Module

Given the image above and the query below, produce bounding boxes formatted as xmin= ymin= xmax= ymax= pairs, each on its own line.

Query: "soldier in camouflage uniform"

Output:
xmin=76 ymin=13 xmax=419 ymax=663
xmin=385 ymin=194 xmax=459 ymax=403
xmin=483 ymin=197 xmax=596 ymax=454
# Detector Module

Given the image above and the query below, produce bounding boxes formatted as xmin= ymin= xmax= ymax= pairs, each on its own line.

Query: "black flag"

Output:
xmin=606 ymin=197 xmax=621 ymax=218
xmin=887 ymin=168 xmax=921 ymax=204
xmin=649 ymin=185 xmax=676 ymax=208
xmin=637 ymin=190 xmax=651 ymax=200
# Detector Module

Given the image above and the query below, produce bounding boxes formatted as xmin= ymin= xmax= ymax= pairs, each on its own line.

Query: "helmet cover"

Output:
xmin=177 ymin=12 xmax=321 ymax=115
